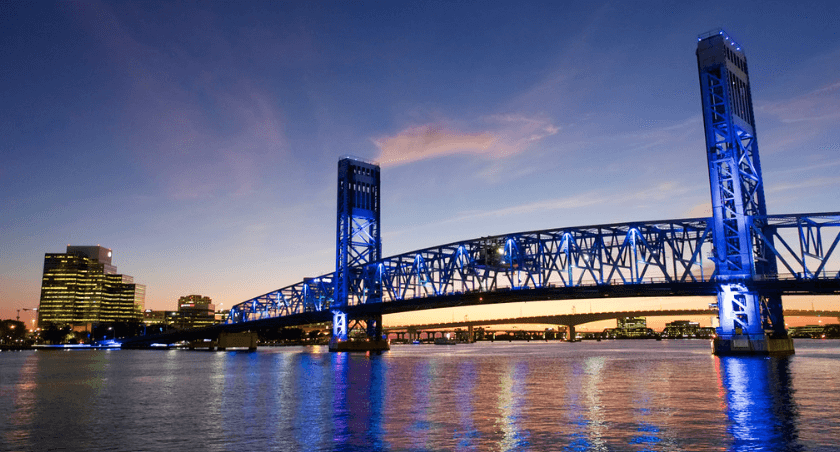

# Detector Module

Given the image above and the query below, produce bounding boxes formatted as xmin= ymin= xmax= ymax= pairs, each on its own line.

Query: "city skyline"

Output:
xmin=2 ymin=1 xmax=839 ymax=324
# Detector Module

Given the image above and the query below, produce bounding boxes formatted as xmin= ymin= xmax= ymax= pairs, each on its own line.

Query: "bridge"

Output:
xmin=152 ymin=30 xmax=839 ymax=356
xmin=383 ymin=309 xmax=840 ymax=342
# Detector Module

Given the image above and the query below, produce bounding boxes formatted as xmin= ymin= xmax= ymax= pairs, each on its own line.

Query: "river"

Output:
xmin=1 ymin=340 xmax=838 ymax=451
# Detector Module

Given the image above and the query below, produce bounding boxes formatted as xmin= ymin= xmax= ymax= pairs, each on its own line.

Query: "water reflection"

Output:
xmin=496 ymin=360 xmax=529 ymax=450
xmin=453 ymin=360 xmax=478 ymax=449
xmin=2 ymin=342 xmax=837 ymax=451
xmin=717 ymin=356 xmax=803 ymax=452
xmin=292 ymin=351 xmax=331 ymax=449
xmin=332 ymin=351 xmax=386 ymax=451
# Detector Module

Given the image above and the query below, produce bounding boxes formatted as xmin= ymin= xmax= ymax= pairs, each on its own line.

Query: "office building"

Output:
xmin=617 ymin=316 xmax=647 ymax=329
xmin=176 ymin=294 xmax=216 ymax=329
xmin=38 ymin=246 xmax=144 ymax=326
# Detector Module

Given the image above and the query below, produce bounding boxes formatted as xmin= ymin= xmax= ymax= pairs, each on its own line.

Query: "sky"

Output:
xmin=2 ymin=0 xmax=839 ymax=327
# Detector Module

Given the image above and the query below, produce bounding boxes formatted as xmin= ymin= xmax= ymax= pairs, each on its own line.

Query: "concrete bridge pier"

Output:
xmin=567 ymin=325 xmax=577 ymax=342
xmin=217 ymin=331 xmax=258 ymax=351
xmin=329 ymin=313 xmax=390 ymax=352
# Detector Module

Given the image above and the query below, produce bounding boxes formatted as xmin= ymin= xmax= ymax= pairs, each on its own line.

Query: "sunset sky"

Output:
xmin=2 ymin=1 xmax=839 ymax=327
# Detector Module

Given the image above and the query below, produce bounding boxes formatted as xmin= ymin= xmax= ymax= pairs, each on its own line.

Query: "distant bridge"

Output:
xmin=384 ymin=309 xmax=840 ymax=332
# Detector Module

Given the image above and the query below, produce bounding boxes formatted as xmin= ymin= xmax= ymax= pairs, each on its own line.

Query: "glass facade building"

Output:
xmin=38 ymin=246 xmax=144 ymax=326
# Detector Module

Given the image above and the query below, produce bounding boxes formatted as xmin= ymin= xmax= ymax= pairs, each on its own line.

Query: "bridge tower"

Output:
xmin=330 ymin=157 xmax=388 ymax=351
xmin=696 ymin=30 xmax=792 ymax=355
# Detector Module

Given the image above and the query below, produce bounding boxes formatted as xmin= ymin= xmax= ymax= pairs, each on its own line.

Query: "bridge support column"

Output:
xmin=216 ymin=331 xmax=258 ymax=351
xmin=329 ymin=157 xmax=388 ymax=353
xmin=697 ymin=31 xmax=792 ymax=356
xmin=467 ymin=325 xmax=474 ymax=343
xmin=329 ymin=313 xmax=389 ymax=352
xmin=712 ymin=285 xmax=793 ymax=356
xmin=567 ymin=325 xmax=577 ymax=342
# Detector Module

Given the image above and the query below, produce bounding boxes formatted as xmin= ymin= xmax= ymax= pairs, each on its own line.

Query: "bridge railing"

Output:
xmin=226 ymin=212 xmax=840 ymax=324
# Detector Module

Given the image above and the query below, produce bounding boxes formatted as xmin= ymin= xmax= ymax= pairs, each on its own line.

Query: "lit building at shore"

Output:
xmin=176 ymin=294 xmax=215 ymax=329
xmin=38 ymin=246 xmax=144 ymax=327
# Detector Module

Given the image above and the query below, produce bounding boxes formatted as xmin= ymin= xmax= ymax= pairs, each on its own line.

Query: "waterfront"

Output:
xmin=1 ymin=340 xmax=838 ymax=451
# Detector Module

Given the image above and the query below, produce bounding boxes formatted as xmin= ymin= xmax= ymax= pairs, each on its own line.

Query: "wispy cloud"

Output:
xmin=759 ymin=80 xmax=840 ymax=125
xmin=72 ymin=1 xmax=290 ymax=200
xmin=372 ymin=115 xmax=558 ymax=167
xmin=396 ymin=180 xmax=690 ymax=235
xmin=766 ymin=175 xmax=840 ymax=194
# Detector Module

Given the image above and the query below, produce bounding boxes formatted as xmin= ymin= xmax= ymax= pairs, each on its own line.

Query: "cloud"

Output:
xmin=372 ymin=124 xmax=499 ymax=166
xmin=403 ymin=180 xmax=690 ymax=234
xmin=372 ymin=115 xmax=559 ymax=167
xmin=766 ymin=176 xmax=840 ymax=194
xmin=759 ymin=80 xmax=840 ymax=125
xmin=130 ymin=84 xmax=287 ymax=200
xmin=683 ymin=201 xmax=712 ymax=218
xmin=71 ymin=1 xmax=289 ymax=200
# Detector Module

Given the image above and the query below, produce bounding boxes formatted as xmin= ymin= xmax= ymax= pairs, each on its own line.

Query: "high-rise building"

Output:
xmin=38 ymin=246 xmax=144 ymax=327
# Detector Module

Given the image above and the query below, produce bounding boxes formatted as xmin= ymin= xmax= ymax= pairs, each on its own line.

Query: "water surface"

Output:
xmin=2 ymin=340 xmax=838 ymax=451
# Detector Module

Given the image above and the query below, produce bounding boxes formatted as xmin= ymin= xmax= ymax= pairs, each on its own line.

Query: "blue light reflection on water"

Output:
xmin=497 ymin=360 xmax=529 ymax=450
xmin=2 ymin=340 xmax=840 ymax=451
xmin=453 ymin=360 xmax=478 ymax=449
xmin=717 ymin=355 xmax=804 ymax=452
xmin=332 ymin=351 xmax=387 ymax=451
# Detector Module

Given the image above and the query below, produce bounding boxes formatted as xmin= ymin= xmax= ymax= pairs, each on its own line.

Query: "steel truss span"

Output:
xmin=226 ymin=212 xmax=840 ymax=324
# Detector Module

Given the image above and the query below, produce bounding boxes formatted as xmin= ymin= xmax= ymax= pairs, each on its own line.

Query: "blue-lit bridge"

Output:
xmin=219 ymin=30 xmax=840 ymax=355
xmin=227 ymin=215 xmax=840 ymax=324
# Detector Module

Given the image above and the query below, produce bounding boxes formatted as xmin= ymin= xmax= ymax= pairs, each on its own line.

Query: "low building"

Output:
xmin=618 ymin=316 xmax=647 ymax=329
xmin=789 ymin=325 xmax=828 ymax=338
xmin=176 ymin=295 xmax=215 ymax=329
xmin=663 ymin=320 xmax=699 ymax=338
xmin=143 ymin=309 xmax=178 ymax=326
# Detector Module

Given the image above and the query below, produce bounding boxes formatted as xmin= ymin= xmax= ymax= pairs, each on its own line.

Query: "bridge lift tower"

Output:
xmin=329 ymin=157 xmax=389 ymax=352
xmin=697 ymin=30 xmax=793 ymax=355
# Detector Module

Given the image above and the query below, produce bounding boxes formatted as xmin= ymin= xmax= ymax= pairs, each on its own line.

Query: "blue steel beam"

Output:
xmin=697 ymin=29 xmax=792 ymax=354
xmin=226 ymin=212 xmax=840 ymax=325
xmin=333 ymin=157 xmax=382 ymax=343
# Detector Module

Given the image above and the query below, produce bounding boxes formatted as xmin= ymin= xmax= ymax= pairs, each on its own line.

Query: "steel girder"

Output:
xmin=697 ymin=30 xmax=784 ymax=339
xmin=369 ymin=219 xmax=715 ymax=303
xmin=227 ymin=218 xmax=710 ymax=323
xmin=755 ymin=213 xmax=840 ymax=280
xmin=335 ymin=158 xmax=381 ymax=309
xmin=333 ymin=158 xmax=381 ymax=341
xmin=226 ymin=276 xmax=334 ymax=324
xmin=226 ymin=213 xmax=840 ymax=325
xmin=698 ymin=56 xmax=764 ymax=277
